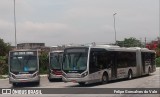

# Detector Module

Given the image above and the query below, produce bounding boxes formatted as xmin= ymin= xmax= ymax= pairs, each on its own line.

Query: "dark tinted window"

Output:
xmin=142 ymin=52 xmax=155 ymax=66
xmin=89 ymin=48 xmax=109 ymax=73
xmin=117 ymin=52 xmax=136 ymax=68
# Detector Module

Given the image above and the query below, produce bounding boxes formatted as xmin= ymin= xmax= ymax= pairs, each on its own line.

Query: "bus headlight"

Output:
xmin=81 ymin=71 xmax=88 ymax=78
xmin=32 ymin=72 xmax=39 ymax=78
xmin=11 ymin=74 xmax=16 ymax=79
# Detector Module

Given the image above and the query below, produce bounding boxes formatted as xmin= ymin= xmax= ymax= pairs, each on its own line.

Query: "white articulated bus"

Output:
xmin=62 ymin=45 xmax=156 ymax=85
xmin=8 ymin=49 xmax=40 ymax=86
xmin=48 ymin=50 xmax=63 ymax=81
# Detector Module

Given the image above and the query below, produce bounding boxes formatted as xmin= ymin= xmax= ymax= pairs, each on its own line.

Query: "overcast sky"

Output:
xmin=0 ymin=0 xmax=159 ymax=46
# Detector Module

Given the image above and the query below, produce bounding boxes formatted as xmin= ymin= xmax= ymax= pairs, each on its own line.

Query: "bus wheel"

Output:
xmin=128 ymin=70 xmax=133 ymax=80
xmin=102 ymin=73 xmax=108 ymax=84
xmin=12 ymin=83 xmax=18 ymax=87
xmin=78 ymin=82 xmax=85 ymax=86
xmin=36 ymin=81 xmax=40 ymax=86
xmin=49 ymin=79 xmax=53 ymax=82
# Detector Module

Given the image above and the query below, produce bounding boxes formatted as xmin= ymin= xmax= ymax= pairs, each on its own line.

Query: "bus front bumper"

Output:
xmin=9 ymin=76 xmax=40 ymax=84
xmin=62 ymin=76 xmax=89 ymax=83
xmin=48 ymin=73 xmax=62 ymax=79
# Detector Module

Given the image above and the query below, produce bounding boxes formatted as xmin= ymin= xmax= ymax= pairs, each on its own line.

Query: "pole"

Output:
xmin=145 ymin=37 xmax=146 ymax=47
xmin=14 ymin=0 xmax=17 ymax=48
xmin=113 ymin=13 xmax=117 ymax=45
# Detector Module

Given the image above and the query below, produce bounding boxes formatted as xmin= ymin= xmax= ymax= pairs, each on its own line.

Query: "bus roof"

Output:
xmin=65 ymin=44 xmax=155 ymax=53
xmin=10 ymin=49 xmax=38 ymax=52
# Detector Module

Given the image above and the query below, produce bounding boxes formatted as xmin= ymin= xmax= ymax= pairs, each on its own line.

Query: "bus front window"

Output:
xmin=63 ymin=48 xmax=88 ymax=71
xmin=50 ymin=53 xmax=63 ymax=70
xmin=10 ymin=56 xmax=37 ymax=72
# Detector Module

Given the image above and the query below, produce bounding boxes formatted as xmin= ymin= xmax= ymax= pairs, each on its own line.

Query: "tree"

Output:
xmin=116 ymin=37 xmax=143 ymax=47
xmin=0 ymin=38 xmax=11 ymax=75
xmin=156 ymin=43 xmax=160 ymax=57
xmin=39 ymin=51 xmax=49 ymax=74
xmin=0 ymin=38 xmax=11 ymax=56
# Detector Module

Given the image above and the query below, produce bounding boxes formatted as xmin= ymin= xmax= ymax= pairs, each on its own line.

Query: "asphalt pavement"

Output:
xmin=0 ymin=67 xmax=159 ymax=97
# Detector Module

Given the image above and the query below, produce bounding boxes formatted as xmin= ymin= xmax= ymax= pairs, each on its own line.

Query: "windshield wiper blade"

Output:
xmin=75 ymin=53 xmax=82 ymax=66
xmin=26 ymin=55 xmax=31 ymax=65
xmin=68 ymin=54 xmax=71 ymax=69
xmin=15 ymin=56 xmax=23 ymax=71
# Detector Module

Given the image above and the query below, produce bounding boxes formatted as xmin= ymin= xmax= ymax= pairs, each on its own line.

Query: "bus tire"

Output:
xmin=128 ymin=70 xmax=133 ymax=80
xmin=37 ymin=81 xmax=40 ymax=85
xmin=102 ymin=73 xmax=108 ymax=84
xmin=48 ymin=78 xmax=53 ymax=82
xmin=12 ymin=83 xmax=17 ymax=87
xmin=78 ymin=82 xmax=85 ymax=86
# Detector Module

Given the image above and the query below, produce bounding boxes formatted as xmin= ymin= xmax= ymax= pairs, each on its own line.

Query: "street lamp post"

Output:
xmin=113 ymin=13 xmax=117 ymax=45
xmin=14 ymin=0 xmax=17 ymax=48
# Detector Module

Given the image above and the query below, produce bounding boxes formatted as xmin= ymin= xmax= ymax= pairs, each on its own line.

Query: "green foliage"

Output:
xmin=116 ymin=37 xmax=143 ymax=47
xmin=0 ymin=38 xmax=11 ymax=75
xmin=39 ymin=51 xmax=49 ymax=74
xmin=0 ymin=56 xmax=6 ymax=64
xmin=0 ymin=38 xmax=11 ymax=56
xmin=158 ymin=44 xmax=160 ymax=49
xmin=0 ymin=56 xmax=8 ymax=75
xmin=156 ymin=57 xmax=160 ymax=67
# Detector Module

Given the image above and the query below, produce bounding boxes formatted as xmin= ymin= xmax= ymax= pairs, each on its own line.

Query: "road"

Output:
xmin=0 ymin=68 xmax=159 ymax=97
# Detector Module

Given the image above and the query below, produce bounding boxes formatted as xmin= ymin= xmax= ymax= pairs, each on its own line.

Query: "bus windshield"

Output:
xmin=63 ymin=48 xmax=88 ymax=71
xmin=10 ymin=55 xmax=37 ymax=73
xmin=50 ymin=53 xmax=63 ymax=69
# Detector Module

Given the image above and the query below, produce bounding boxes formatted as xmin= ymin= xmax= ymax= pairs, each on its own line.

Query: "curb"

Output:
xmin=40 ymin=74 xmax=47 ymax=77
xmin=2 ymin=75 xmax=8 ymax=78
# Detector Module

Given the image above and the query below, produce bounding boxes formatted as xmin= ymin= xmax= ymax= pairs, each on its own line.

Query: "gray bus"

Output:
xmin=62 ymin=45 xmax=156 ymax=85
xmin=48 ymin=50 xmax=63 ymax=81
xmin=8 ymin=49 xmax=40 ymax=86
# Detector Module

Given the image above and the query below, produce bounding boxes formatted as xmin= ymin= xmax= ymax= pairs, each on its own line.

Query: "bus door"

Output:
xmin=110 ymin=52 xmax=117 ymax=79
xmin=151 ymin=53 xmax=156 ymax=72
xmin=89 ymin=48 xmax=108 ymax=82
xmin=141 ymin=53 xmax=146 ymax=74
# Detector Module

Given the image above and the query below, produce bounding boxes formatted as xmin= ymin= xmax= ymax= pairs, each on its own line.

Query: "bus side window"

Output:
xmin=89 ymin=52 xmax=97 ymax=73
xmin=89 ymin=48 xmax=108 ymax=73
xmin=90 ymin=52 xmax=97 ymax=66
xmin=107 ymin=52 xmax=115 ymax=69
xmin=107 ymin=60 xmax=112 ymax=69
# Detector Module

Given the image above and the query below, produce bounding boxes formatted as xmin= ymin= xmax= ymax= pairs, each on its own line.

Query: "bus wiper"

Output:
xmin=53 ymin=55 xmax=59 ymax=69
xmin=26 ymin=55 xmax=31 ymax=65
xmin=75 ymin=53 xmax=82 ymax=67
xmin=15 ymin=56 xmax=23 ymax=71
xmin=57 ymin=55 xmax=62 ymax=67
xmin=55 ymin=56 xmax=59 ymax=64
xmin=68 ymin=54 xmax=71 ymax=70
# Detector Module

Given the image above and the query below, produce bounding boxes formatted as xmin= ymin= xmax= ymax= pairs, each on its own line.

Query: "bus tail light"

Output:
xmin=81 ymin=71 xmax=88 ymax=78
